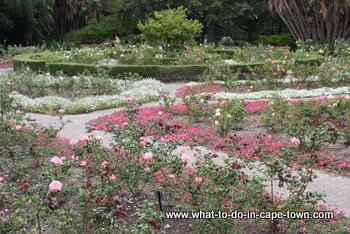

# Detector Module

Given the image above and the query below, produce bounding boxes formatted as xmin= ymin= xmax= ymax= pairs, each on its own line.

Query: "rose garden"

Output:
xmin=1 ymin=2 xmax=350 ymax=234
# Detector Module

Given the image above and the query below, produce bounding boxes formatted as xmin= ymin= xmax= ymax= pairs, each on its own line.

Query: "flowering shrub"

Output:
xmin=214 ymin=100 xmax=245 ymax=136
xmin=262 ymin=96 xmax=350 ymax=151
xmin=182 ymin=90 xmax=212 ymax=122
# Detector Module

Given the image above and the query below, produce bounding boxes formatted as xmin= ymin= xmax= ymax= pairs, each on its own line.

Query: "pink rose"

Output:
xmin=139 ymin=137 xmax=147 ymax=146
xmin=195 ymin=177 xmax=203 ymax=183
xmin=181 ymin=153 xmax=190 ymax=163
xmin=142 ymin=152 xmax=153 ymax=161
xmin=109 ymin=174 xmax=116 ymax=181
xmin=69 ymin=139 xmax=79 ymax=146
xmin=95 ymin=136 xmax=103 ymax=140
xmin=101 ymin=161 xmax=109 ymax=168
xmin=49 ymin=180 xmax=63 ymax=192
xmin=291 ymin=163 xmax=302 ymax=170
xmin=291 ymin=137 xmax=300 ymax=145
xmin=15 ymin=125 xmax=22 ymax=130
xmin=80 ymin=160 xmax=88 ymax=167
xmin=124 ymin=97 xmax=132 ymax=103
xmin=71 ymin=155 xmax=79 ymax=161
xmin=80 ymin=136 xmax=88 ymax=143
xmin=179 ymin=146 xmax=189 ymax=154
xmin=50 ymin=156 xmax=63 ymax=166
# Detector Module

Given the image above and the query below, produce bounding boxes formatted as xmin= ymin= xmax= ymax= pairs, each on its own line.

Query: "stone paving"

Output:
xmin=1 ymin=67 xmax=350 ymax=218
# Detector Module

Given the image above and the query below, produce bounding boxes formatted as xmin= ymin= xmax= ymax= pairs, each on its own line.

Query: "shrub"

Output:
xmin=137 ymin=7 xmax=203 ymax=50
xmin=64 ymin=15 xmax=119 ymax=45
xmin=214 ymin=100 xmax=245 ymax=136
xmin=257 ymin=33 xmax=296 ymax=47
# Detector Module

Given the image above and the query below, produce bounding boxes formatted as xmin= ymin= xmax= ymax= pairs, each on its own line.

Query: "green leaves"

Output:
xmin=138 ymin=7 xmax=203 ymax=50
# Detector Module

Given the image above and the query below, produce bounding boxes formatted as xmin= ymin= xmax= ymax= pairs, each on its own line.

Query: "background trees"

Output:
xmin=268 ymin=0 xmax=350 ymax=54
xmin=2 ymin=0 xmax=349 ymax=48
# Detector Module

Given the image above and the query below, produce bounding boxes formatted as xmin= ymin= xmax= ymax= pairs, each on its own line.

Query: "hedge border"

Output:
xmin=13 ymin=52 xmax=323 ymax=82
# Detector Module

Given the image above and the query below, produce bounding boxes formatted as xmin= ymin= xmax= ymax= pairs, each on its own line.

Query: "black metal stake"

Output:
xmin=156 ymin=190 xmax=163 ymax=211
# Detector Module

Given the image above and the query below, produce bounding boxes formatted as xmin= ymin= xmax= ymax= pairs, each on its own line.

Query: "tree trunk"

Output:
xmin=247 ymin=24 xmax=256 ymax=43
xmin=328 ymin=39 xmax=335 ymax=55
xmin=207 ymin=23 xmax=217 ymax=43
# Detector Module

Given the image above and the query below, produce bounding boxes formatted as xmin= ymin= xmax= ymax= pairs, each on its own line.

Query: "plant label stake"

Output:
xmin=156 ymin=190 xmax=163 ymax=211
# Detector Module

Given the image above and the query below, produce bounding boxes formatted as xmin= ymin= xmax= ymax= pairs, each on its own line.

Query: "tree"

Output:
xmin=53 ymin=0 xmax=102 ymax=37
xmin=0 ymin=0 xmax=54 ymax=45
xmin=268 ymin=0 xmax=350 ymax=54
xmin=229 ymin=0 xmax=269 ymax=43
xmin=137 ymin=7 xmax=203 ymax=49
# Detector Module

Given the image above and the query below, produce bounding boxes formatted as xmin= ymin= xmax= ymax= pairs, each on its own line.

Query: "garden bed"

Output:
xmin=13 ymin=48 xmax=323 ymax=81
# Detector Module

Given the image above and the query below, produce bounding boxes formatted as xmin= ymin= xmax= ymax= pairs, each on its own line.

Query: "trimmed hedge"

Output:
xmin=13 ymin=52 xmax=323 ymax=81
xmin=13 ymin=53 xmax=47 ymax=71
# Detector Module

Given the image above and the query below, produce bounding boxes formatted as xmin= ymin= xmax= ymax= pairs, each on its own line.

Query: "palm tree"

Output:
xmin=268 ymin=0 xmax=350 ymax=54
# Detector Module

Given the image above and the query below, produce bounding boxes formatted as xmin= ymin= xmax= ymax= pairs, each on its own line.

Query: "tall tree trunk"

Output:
xmin=207 ymin=23 xmax=217 ymax=43
xmin=247 ymin=24 xmax=256 ymax=43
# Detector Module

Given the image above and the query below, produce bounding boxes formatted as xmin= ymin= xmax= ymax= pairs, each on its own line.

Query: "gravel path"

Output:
xmin=1 ymin=66 xmax=349 ymax=218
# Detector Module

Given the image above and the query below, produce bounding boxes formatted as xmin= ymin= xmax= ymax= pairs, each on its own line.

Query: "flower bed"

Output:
xmin=13 ymin=45 xmax=322 ymax=81
xmin=1 ymin=82 xmax=349 ymax=233
xmin=88 ymin=97 xmax=350 ymax=177
xmin=1 ymin=71 xmax=164 ymax=114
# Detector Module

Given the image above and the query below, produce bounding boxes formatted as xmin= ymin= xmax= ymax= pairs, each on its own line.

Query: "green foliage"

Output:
xmin=214 ymin=100 xmax=245 ymax=136
xmin=0 ymin=0 xmax=54 ymax=44
xmin=262 ymin=97 xmax=350 ymax=152
xmin=138 ymin=7 xmax=203 ymax=49
xmin=257 ymin=33 xmax=296 ymax=47
xmin=64 ymin=15 xmax=119 ymax=45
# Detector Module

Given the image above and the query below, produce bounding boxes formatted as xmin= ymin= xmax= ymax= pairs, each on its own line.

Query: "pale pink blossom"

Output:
xmin=80 ymin=135 xmax=88 ymax=143
xmin=0 ymin=177 xmax=3 ymax=182
xmin=179 ymin=146 xmax=189 ymax=154
xmin=69 ymin=139 xmax=78 ymax=146
xmin=71 ymin=155 xmax=79 ymax=161
xmin=168 ymin=174 xmax=175 ymax=179
xmin=101 ymin=161 xmax=109 ymax=168
xmin=142 ymin=152 xmax=153 ymax=161
xmin=139 ymin=137 xmax=147 ymax=146
xmin=181 ymin=153 xmax=190 ymax=163
xmin=15 ymin=125 xmax=22 ymax=130
xmin=15 ymin=110 xmax=21 ymax=115
xmin=195 ymin=177 xmax=203 ymax=183
xmin=291 ymin=137 xmax=301 ymax=145
xmin=124 ymin=97 xmax=132 ymax=103
xmin=58 ymin=108 xmax=65 ymax=114
xmin=96 ymin=136 xmax=103 ymax=140
xmin=80 ymin=160 xmax=88 ymax=167
xmin=109 ymin=174 xmax=116 ymax=181
xmin=158 ymin=111 xmax=163 ymax=116
xmin=49 ymin=180 xmax=63 ymax=192
xmin=50 ymin=156 xmax=63 ymax=166
xmin=328 ymin=220 xmax=337 ymax=225
xmin=291 ymin=163 xmax=302 ymax=170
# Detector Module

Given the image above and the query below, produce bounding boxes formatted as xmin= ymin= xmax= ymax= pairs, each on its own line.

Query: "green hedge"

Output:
xmin=13 ymin=53 xmax=47 ymax=71
xmin=257 ymin=34 xmax=296 ymax=47
xmin=13 ymin=52 xmax=323 ymax=81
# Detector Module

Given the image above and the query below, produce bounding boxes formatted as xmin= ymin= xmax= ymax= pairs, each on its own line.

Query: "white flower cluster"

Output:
xmin=212 ymin=86 xmax=350 ymax=100
xmin=12 ymin=79 xmax=164 ymax=113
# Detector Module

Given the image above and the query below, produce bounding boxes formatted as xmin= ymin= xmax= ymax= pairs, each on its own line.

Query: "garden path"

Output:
xmin=1 ymin=68 xmax=349 ymax=218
